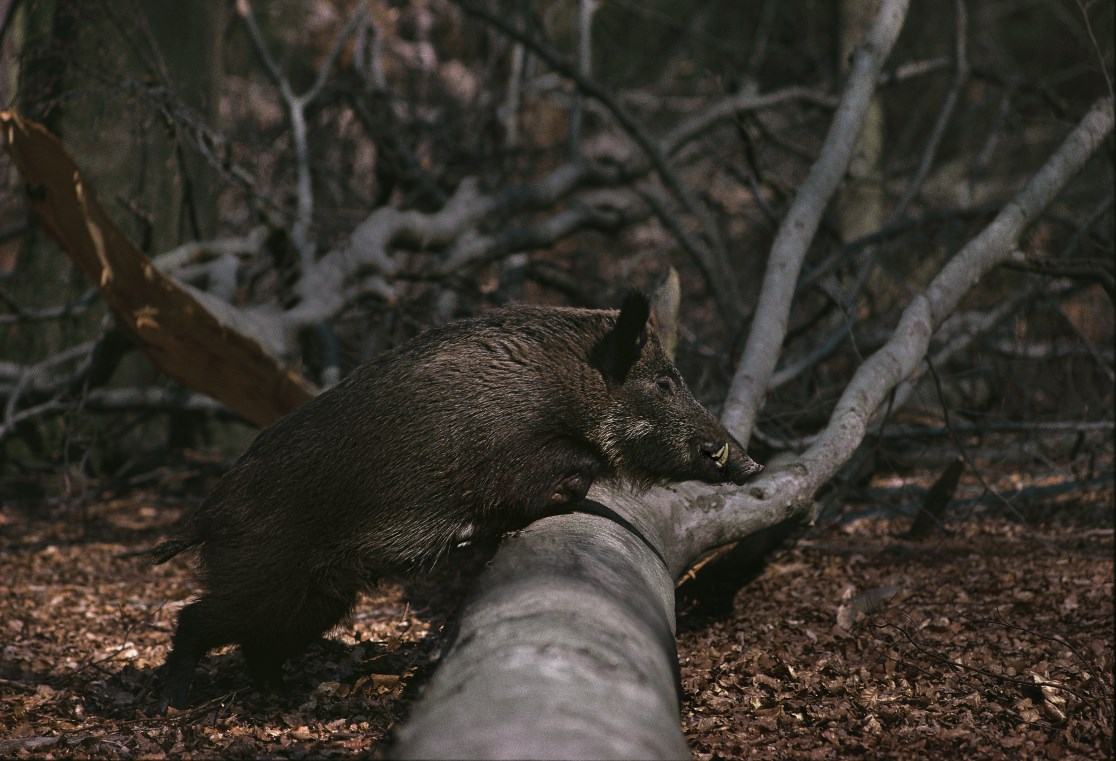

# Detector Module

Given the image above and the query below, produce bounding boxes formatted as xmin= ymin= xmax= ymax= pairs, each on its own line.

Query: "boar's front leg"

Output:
xmin=548 ymin=470 xmax=595 ymax=507
xmin=534 ymin=443 xmax=601 ymax=514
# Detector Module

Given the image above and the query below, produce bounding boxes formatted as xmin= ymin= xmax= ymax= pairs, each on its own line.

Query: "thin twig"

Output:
xmin=569 ymin=0 xmax=597 ymax=158
xmin=879 ymin=419 xmax=1116 ymax=438
xmin=1075 ymin=0 xmax=1114 ymax=100
xmin=768 ymin=316 xmax=857 ymax=391
xmin=436 ymin=199 xmax=641 ymax=278
xmin=744 ymin=0 xmax=779 ymax=82
xmin=955 ymin=611 xmax=1114 ymax=709
xmin=5 ymin=397 xmax=63 ymax=439
xmin=661 ymin=86 xmax=838 ymax=156
xmin=796 ymin=204 xmax=998 ymax=296
xmin=1054 ymin=189 xmax=1114 ymax=261
xmin=969 ymin=82 xmax=1016 ymax=197
xmin=925 ymin=356 xmax=1025 ymax=521
xmin=500 ymin=1 xmax=527 ymax=149
xmin=870 ymin=608 xmax=1103 ymax=709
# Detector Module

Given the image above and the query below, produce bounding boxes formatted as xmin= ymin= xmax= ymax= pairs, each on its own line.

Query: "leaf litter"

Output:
xmin=1 ymin=462 xmax=1112 ymax=758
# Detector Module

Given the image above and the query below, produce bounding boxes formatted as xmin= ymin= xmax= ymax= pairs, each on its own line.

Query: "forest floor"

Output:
xmin=1 ymin=457 xmax=1112 ymax=759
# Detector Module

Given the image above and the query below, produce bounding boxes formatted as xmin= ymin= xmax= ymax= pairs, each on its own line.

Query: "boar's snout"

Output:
xmin=699 ymin=439 xmax=763 ymax=485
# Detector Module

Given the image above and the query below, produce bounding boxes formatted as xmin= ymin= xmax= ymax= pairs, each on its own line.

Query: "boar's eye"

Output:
xmin=655 ymin=376 xmax=675 ymax=396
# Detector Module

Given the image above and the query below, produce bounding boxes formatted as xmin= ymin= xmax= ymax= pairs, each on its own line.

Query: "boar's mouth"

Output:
xmin=698 ymin=440 xmax=764 ymax=483
xmin=700 ymin=442 xmax=731 ymax=471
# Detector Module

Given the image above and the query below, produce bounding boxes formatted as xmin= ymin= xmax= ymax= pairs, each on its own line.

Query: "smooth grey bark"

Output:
xmin=837 ymin=0 xmax=886 ymax=245
xmin=392 ymin=508 xmax=688 ymax=760
xmin=389 ymin=478 xmax=815 ymax=760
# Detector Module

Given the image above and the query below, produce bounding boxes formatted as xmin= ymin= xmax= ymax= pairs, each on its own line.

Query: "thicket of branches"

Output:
xmin=2 ymin=0 xmax=1111 ymax=501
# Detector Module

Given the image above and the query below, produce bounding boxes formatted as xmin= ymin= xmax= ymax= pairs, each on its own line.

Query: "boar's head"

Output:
xmin=590 ymin=292 xmax=762 ymax=488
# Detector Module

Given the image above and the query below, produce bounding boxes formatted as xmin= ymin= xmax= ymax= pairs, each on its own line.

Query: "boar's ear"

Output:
xmin=591 ymin=291 xmax=650 ymax=383
xmin=649 ymin=267 xmax=680 ymax=361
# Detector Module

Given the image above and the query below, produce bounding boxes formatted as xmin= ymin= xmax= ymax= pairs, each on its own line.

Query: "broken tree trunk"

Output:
xmin=392 ymin=503 xmax=689 ymax=760
xmin=0 ymin=110 xmax=315 ymax=426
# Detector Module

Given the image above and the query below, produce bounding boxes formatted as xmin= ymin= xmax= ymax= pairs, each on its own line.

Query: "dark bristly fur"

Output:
xmin=153 ymin=294 xmax=762 ymax=708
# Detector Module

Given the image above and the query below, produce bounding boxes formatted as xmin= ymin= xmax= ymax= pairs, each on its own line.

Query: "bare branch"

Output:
xmin=661 ymin=86 xmax=838 ymax=156
xmin=797 ymin=96 xmax=1113 ymax=497
xmin=0 ymin=386 xmax=236 ymax=443
xmin=649 ymin=96 xmax=1114 ymax=574
xmin=890 ymin=272 xmax=1063 ymax=412
xmin=1075 ymin=0 xmax=1114 ymax=100
xmin=0 ymin=288 xmax=99 ymax=325
xmin=234 ymin=0 xmax=290 ymax=97
xmin=0 ymin=341 xmax=96 ymax=390
xmin=1 ymin=342 xmax=96 ymax=433
xmin=722 ymin=0 xmax=912 ymax=443
xmin=351 ymin=14 xmax=384 ymax=89
xmin=152 ymin=225 xmax=270 ymax=273
xmin=768 ymin=316 xmax=856 ymax=391
xmin=878 ymin=420 xmax=1116 ymax=438
xmin=968 ymin=84 xmax=1016 ymax=197
xmin=619 ymin=56 xmax=947 ymax=117
xmin=1 ymin=111 xmax=317 ymax=426
xmin=236 ymin=0 xmax=368 ymax=270
xmin=301 ymin=4 xmax=368 ymax=106
xmin=744 ymin=0 xmax=779 ymax=81
xmin=0 ymin=398 xmax=65 ymax=442
xmin=878 ymin=56 xmax=951 ymax=85
xmin=284 ymin=161 xmax=609 ymax=328
xmin=78 ymin=387 xmax=232 ymax=415
xmin=927 ymin=99 xmax=1112 ymax=322
xmin=985 ymin=337 xmax=1115 ymax=362
xmin=569 ymin=0 xmax=599 ymax=157
xmin=0 ymin=340 xmax=97 ymax=442
xmin=499 ymin=4 xmax=526 ymax=149
xmin=437 ymin=196 xmax=644 ymax=278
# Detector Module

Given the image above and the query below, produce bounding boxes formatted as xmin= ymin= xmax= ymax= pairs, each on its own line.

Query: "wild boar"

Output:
xmin=153 ymin=292 xmax=761 ymax=707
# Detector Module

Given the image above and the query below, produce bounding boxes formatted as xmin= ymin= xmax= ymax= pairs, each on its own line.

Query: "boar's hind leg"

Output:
xmin=240 ymin=572 xmax=362 ymax=691
xmin=239 ymin=640 xmax=286 ymax=691
xmin=162 ymin=597 xmax=228 ymax=709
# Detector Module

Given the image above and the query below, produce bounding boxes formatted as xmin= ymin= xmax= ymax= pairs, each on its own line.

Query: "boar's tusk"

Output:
xmin=713 ymin=443 xmax=729 ymax=469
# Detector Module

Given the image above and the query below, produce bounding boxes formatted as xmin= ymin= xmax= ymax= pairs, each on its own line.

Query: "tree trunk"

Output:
xmin=392 ymin=504 xmax=689 ymax=760
xmin=837 ymin=0 xmax=885 ymax=244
